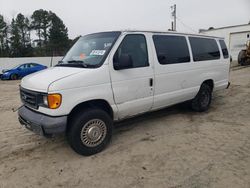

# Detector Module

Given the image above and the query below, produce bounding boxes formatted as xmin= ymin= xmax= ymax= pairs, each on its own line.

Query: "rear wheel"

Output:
xmin=190 ymin=83 xmax=212 ymax=112
xmin=10 ymin=74 xmax=18 ymax=80
xmin=238 ymin=50 xmax=247 ymax=66
xmin=67 ymin=108 xmax=113 ymax=156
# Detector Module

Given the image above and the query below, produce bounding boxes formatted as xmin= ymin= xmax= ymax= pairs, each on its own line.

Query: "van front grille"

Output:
xmin=20 ymin=88 xmax=39 ymax=109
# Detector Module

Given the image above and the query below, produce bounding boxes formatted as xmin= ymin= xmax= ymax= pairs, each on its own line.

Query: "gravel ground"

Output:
xmin=0 ymin=66 xmax=250 ymax=188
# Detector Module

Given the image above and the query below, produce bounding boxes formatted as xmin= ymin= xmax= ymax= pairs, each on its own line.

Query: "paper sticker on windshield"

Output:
xmin=79 ymin=53 xmax=86 ymax=59
xmin=90 ymin=50 xmax=106 ymax=56
xmin=104 ymin=43 xmax=112 ymax=48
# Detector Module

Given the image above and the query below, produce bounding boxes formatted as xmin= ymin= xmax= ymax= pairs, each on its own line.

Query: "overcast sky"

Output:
xmin=0 ymin=0 xmax=250 ymax=39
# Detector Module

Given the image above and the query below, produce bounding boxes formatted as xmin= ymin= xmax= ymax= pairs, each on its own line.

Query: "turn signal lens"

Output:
xmin=47 ymin=94 xmax=62 ymax=109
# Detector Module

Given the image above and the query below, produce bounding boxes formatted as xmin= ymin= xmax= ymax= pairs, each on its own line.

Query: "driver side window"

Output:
xmin=113 ymin=34 xmax=149 ymax=69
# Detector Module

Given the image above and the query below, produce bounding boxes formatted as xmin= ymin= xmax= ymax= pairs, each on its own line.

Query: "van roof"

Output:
xmin=119 ymin=30 xmax=224 ymax=39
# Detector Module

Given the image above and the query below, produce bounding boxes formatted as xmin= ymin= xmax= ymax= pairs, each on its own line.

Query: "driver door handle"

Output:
xmin=149 ymin=78 xmax=153 ymax=87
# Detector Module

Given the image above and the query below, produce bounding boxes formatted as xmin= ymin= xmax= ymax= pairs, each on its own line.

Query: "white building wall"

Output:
xmin=200 ymin=24 xmax=250 ymax=62
xmin=0 ymin=56 xmax=63 ymax=72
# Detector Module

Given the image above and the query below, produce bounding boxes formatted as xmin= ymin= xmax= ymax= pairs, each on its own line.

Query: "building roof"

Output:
xmin=201 ymin=23 xmax=250 ymax=32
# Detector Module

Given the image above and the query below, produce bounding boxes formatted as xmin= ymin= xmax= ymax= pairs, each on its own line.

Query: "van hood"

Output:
xmin=21 ymin=67 xmax=84 ymax=92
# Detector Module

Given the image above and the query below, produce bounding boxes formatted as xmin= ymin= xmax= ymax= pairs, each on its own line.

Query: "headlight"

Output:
xmin=43 ymin=95 xmax=48 ymax=106
xmin=41 ymin=94 xmax=62 ymax=109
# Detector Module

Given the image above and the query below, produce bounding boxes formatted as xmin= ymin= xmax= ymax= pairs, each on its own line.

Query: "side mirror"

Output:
xmin=114 ymin=54 xmax=133 ymax=70
xmin=2 ymin=69 xmax=8 ymax=73
xmin=158 ymin=54 xmax=167 ymax=62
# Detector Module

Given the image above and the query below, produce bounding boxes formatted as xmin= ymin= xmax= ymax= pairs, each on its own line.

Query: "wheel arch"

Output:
xmin=202 ymin=79 xmax=214 ymax=91
xmin=68 ymin=99 xmax=114 ymax=127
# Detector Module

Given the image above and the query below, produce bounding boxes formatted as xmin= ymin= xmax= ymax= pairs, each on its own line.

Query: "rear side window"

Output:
xmin=153 ymin=35 xmax=190 ymax=64
xmin=219 ymin=40 xmax=229 ymax=58
xmin=189 ymin=37 xmax=220 ymax=61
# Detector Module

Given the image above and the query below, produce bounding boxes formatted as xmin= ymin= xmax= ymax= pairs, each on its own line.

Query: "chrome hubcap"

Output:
xmin=80 ymin=119 xmax=107 ymax=147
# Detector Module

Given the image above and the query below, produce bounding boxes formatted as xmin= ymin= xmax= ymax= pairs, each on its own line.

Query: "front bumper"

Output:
xmin=18 ymin=106 xmax=67 ymax=136
xmin=1 ymin=74 xmax=10 ymax=80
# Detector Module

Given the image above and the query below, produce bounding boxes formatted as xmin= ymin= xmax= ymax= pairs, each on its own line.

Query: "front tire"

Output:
xmin=190 ymin=83 xmax=212 ymax=112
xmin=67 ymin=108 xmax=113 ymax=156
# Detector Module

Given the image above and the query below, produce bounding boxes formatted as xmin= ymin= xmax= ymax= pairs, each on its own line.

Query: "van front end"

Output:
xmin=18 ymin=87 xmax=67 ymax=136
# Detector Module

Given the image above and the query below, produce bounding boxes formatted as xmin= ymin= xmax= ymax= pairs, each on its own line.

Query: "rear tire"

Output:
xmin=67 ymin=108 xmax=113 ymax=156
xmin=10 ymin=74 xmax=18 ymax=80
xmin=190 ymin=83 xmax=212 ymax=112
xmin=238 ymin=50 xmax=247 ymax=66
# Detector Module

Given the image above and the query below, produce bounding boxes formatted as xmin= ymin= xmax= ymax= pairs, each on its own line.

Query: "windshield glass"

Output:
xmin=12 ymin=64 xmax=21 ymax=69
xmin=58 ymin=32 xmax=121 ymax=68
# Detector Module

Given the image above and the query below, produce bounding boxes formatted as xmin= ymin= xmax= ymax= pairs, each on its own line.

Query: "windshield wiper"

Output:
xmin=56 ymin=60 xmax=96 ymax=68
xmin=67 ymin=60 xmax=86 ymax=65
xmin=68 ymin=60 xmax=96 ymax=68
xmin=58 ymin=60 xmax=64 ymax=64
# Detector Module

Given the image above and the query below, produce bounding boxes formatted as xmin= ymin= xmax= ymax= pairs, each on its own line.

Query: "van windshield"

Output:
xmin=57 ymin=32 xmax=121 ymax=68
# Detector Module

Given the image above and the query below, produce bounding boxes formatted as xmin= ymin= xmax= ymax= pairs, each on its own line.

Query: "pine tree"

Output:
xmin=48 ymin=12 xmax=69 ymax=56
xmin=31 ymin=9 xmax=50 ymax=48
xmin=9 ymin=18 xmax=22 ymax=57
xmin=15 ymin=14 xmax=31 ymax=48
xmin=0 ymin=15 xmax=9 ymax=57
xmin=9 ymin=14 xmax=33 ymax=57
xmin=2 ymin=10 xmax=71 ymax=57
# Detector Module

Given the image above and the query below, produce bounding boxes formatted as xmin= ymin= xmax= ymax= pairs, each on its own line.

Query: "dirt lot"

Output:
xmin=0 ymin=67 xmax=250 ymax=188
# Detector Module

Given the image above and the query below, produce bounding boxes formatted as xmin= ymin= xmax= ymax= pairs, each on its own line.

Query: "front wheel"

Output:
xmin=190 ymin=83 xmax=212 ymax=112
xmin=67 ymin=108 xmax=113 ymax=156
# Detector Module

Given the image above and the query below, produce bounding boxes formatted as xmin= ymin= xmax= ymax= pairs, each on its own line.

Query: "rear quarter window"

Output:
xmin=219 ymin=40 xmax=229 ymax=59
xmin=153 ymin=35 xmax=190 ymax=64
xmin=189 ymin=37 xmax=220 ymax=61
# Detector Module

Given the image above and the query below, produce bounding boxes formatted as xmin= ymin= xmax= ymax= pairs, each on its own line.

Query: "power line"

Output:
xmin=176 ymin=17 xmax=198 ymax=33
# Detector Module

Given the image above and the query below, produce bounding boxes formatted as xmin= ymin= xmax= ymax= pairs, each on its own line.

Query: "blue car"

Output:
xmin=1 ymin=63 xmax=47 ymax=80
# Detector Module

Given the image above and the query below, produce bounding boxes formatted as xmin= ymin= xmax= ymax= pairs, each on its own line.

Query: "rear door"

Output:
xmin=23 ymin=64 xmax=33 ymax=76
xmin=28 ymin=63 xmax=39 ymax=74
xmin=152 ymin=34 xmax=197 ymax=109
xmin=109 ymin=33 xmax=154 ymax=119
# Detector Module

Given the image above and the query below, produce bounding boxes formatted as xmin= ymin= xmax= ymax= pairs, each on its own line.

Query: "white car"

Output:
xmin=18 ymin=31 xmax=230 ymax=155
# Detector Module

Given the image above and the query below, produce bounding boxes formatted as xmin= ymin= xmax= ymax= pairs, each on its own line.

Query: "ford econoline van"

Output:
xmin=18 ymin=31 xmax=230 ymax=155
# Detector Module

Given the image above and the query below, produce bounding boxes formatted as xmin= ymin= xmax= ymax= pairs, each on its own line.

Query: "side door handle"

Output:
xmin=149 ymin=78 xmax=153 ymax=87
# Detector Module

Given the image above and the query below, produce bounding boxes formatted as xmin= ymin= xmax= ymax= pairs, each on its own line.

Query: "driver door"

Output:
xmin=18 ymin=64 xmax=28 ymax=77
xmin=109 ymin=34 xmax=154 ymax=119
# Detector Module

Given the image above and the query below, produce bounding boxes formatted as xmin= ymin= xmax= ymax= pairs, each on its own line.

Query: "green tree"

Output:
xmin=48 ymin=12 xmax=69 ymax=56
xmin=15 ymin=14 xmax=31 ymax=49
xmin=69 ymin=35 xmax=81 ymax=47
xmin=0 ymin=15 xmax=9 ymax=57
xmin=3 ymin=10 xmax=71 ymax=57
xmin=9 ymin=18 xmax=22 ymax=56
xmin=31 ymin=9 xmax=50 ymax=48
xmin=9 ymin=14 xmax=33 ymax=57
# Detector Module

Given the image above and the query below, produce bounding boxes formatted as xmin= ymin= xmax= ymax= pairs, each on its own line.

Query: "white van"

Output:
xmin=18 ymin=31 xmax=230 ymax=155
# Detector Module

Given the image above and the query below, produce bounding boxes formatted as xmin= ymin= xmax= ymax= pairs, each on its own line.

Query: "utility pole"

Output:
xmin=171 ymin=4 xmax=177 ymax=31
